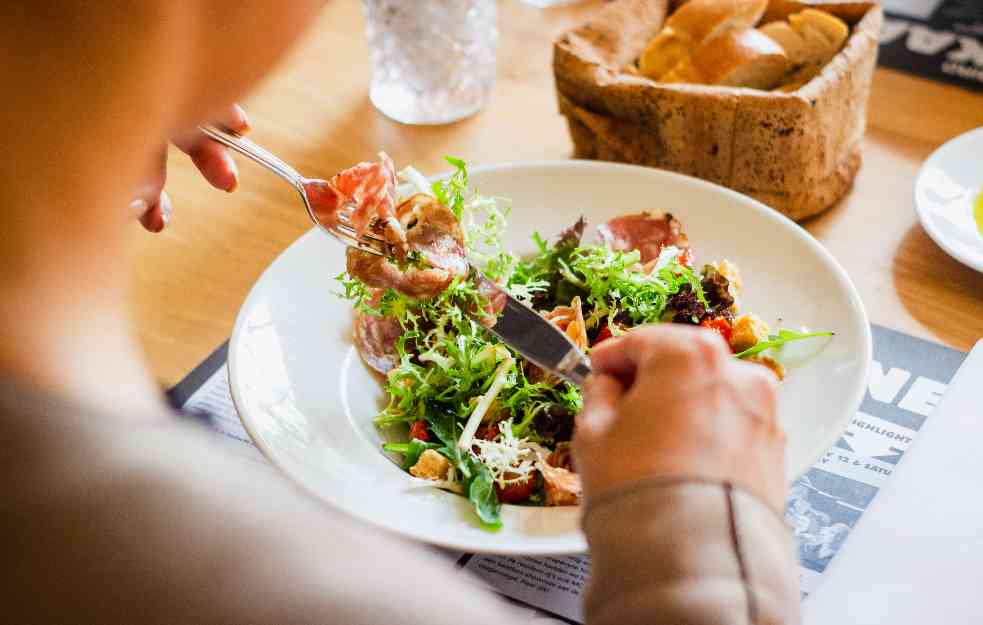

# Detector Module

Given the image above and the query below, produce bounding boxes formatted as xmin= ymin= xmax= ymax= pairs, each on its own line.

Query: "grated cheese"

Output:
xmin=473 ymin=420 xmax=538 ymax=486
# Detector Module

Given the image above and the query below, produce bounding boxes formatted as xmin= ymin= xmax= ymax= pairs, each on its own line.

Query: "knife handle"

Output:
xmin=558 ymin=351 xmax=592 ymax=387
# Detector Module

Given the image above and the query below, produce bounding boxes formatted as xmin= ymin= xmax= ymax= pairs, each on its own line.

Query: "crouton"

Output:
xmin=409 ymin=449 xmax=451 ymax=481
xmin=711 ymin=259 xmax=743 ymax=312
xmin=748 ymin=354 xmax=786 ymax=380
xmin=730 ymin=313 xmax=770 ymax=353
xmin=713 ymin=259 xmax=742 ymax=293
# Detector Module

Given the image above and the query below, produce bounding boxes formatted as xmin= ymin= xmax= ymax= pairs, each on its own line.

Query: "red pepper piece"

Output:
xmin=408 ymin=420 xmax=429 ymax=442
xmin=700 ymin=316 xmax=733 ymax=347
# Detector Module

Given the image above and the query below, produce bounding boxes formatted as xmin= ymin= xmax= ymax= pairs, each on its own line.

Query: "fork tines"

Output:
xmin=329 ymin=207 xmax=391 ymax=256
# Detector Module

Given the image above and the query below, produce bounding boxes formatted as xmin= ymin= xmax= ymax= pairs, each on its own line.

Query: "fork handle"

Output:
xmin=199 ymin=125 xmax=306 ymax=191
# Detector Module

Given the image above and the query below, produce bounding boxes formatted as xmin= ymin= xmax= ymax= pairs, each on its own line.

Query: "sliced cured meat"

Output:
xmin=396 ymin=194 xmax=468 ymax=276
xmin=347 ymin=249 xmax=458 ymax=299
xmin=542 ymin=296 xmax=588 ymax=352
xmin=597 ymin=212 xmax=691 ymax=264
xmin=548 ymin=442 xmax=575 ymax=472
xmin=534 ymin=444 xmax=582 ymax=506
xmin=353 ymin=293 xmax=402 ymax=374
xmin=346 ymin=194 xmax=468 ymax=299
xmin=308 ymin=152 xmax=403 ymax=247
xmin=526 ymin=297 xmax=589 ymax=385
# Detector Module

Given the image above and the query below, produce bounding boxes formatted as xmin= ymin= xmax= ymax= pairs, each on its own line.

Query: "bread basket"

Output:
xmin=553 ymin=0 xmax=883 ymax=221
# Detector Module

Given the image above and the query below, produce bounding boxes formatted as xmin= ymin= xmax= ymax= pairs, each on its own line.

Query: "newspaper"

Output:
xmin=880 ymin=0 xmax=983 ymax=91
xmin=174 ymin=324 xmax=965 ymax=622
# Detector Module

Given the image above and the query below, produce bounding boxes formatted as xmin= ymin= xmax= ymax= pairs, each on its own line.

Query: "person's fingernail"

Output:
xmin=234 ymin=104 xmax=251 ymax=133
xmin=128 ymin=198 xmax=148 ymax=215
xmin=139 ymin=207 xmax=158 ymax=232
xmin=226 ymin=155 xmax=239 ymax=192
xmin=159 ymin=191 xmax=172 ymax=227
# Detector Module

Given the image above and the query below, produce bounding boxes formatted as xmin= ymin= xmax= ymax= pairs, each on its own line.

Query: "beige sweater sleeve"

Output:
xmin=1 ymin=382 xmax=798 ymax=625
xmin=583 ymin=479 xmax=801 ymax=625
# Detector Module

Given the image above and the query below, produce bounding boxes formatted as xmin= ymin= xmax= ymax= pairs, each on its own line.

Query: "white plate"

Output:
xmin=915 ymin=127 xmax=983 ymax=274
xmin=229 ymin=161 xmax=871 ymax=555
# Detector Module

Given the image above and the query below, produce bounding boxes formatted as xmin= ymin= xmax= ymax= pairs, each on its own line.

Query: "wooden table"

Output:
xmin=127 ymin=0 xmax=983 ymax=387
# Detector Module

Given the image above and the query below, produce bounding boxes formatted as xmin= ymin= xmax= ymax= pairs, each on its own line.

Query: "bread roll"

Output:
xmin=789 ymin=8 xmax=849 ymax=51
xmin=661 ymin=28 xmax=791 ymax=89
xmin=763 ymin=0 xmax=871 ymax=23
xmin=639 ymin=0 xmax=768 ymax=78
xmin=759 ymin=20 xmax=810 ymax=64
xmin=761 ymin=8 xmax=848 ymax=90
xmin=771 ymin=64 xmax=820 ymax=91
xmin=639 ymin=32 xmax=694 ymax=79
xmin=668 ymin=0 xmax=769 ymax=44
xmin=761 ymin=9 xmax=848 ymax=63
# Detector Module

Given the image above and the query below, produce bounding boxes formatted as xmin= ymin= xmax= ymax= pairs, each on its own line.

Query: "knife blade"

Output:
xmin=475 ymin=278 xmax=592 ymax=387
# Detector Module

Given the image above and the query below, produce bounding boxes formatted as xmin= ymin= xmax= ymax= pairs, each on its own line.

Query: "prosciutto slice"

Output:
xmin=526 ymin=296 xmax=588 ymax=385
xmin=395 ymin=194 xmax=468 ymax=276
xmin=308 ymin=152 xmax=403 ymax=246
xmin=353 ymin=292 xmax=402 ymax=374
xmin=534 ymin=443 xmax=582 ymax=506
xmin=346 ymin=193 xmax=468 ymax=299
xmin=597 ymin=212 xmax=691 ymax=264
xmin=542 ymin=296 xmax=588 ymax=352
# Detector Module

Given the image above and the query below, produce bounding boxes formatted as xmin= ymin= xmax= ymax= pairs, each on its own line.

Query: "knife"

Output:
xmin=476 ymin=277 xmax=592 ymax=387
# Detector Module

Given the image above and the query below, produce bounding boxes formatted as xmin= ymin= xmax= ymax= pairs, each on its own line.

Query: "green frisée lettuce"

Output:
xmin=431 ymin=156 xmax=468 ymax=220
xmin=555 ymin=245 xmax=707 ymax=328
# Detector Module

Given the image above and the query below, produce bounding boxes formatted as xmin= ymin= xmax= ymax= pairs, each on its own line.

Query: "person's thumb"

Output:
xmin=577 ymin=373 xmax=624 ymax=437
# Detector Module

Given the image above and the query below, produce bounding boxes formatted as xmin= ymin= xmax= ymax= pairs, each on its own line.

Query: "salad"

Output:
xmin=328 ymin=155 xmax=831 ymax=530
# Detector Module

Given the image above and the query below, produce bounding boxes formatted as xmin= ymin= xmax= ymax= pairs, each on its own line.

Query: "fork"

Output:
xmin=199 ymin=125 xmax=392 ymax=257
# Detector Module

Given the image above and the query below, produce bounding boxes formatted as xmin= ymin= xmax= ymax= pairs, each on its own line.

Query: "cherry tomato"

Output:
xmin=593 ymin=325 xmax=615 ymax=345
xmin=679 ymin=248 xmax=694 ymax=268
xmin=700 ymin=316 xmax=733 ymax=347
xmin=494 ymin=472 xmax=537 ymax=504
xmin=409 ymin=420 xmax=429 ymax=442
xmin=592 ymin=323 xmax=625 ymax=346
xmin=474 ymin=424 xmax=499 ymax=442
xmin=470 ymin=424 xmax=500 ymax=454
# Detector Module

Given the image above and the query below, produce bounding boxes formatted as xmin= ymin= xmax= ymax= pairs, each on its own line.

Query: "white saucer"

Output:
xmin=915 ymin=127 xmax=983 ymax=273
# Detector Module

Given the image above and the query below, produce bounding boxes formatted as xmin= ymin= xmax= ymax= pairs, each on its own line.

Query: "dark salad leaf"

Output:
xmin=666 ymin=284 xmax=707 ymax=324
xmin=700 ymin=264 xmax=734 ymax=316
xmin=530 ymin=404 xmax=574 ymax=443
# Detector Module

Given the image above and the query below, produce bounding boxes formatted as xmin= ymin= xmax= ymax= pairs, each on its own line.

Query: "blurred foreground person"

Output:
xmin=0 ymin=2 xmax=798 ymax=623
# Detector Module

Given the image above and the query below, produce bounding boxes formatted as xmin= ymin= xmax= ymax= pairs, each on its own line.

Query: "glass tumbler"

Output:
xmin=362 ymin=0 xmax=497 ymax=125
